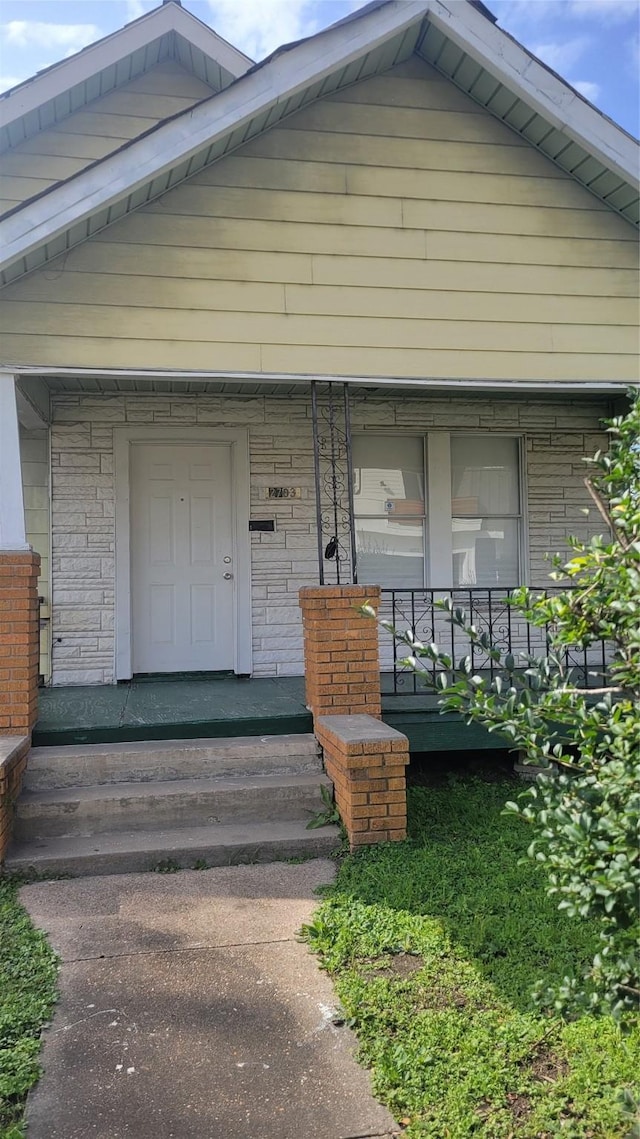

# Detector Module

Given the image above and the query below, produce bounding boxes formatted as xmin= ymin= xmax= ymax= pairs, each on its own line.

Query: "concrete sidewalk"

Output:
xmin=20 ymin=861 xmax=398 ymax=1139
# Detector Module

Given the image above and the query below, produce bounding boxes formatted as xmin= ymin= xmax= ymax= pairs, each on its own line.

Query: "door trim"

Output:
xmin=114 ymin=426 xmax=251 ymax=680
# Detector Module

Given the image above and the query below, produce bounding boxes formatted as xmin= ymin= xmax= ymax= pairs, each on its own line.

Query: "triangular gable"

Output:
xmin=0 ymin=0 xmax=252 ymax=150
xmin=0 ymin=0 xmax=637 ymax=287
xmin=0 ymin=61 xmax=222 ymax=215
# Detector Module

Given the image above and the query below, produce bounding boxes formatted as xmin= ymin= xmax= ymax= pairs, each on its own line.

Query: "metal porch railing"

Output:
xmin=379 ymin=587 xmax=612 ymax=698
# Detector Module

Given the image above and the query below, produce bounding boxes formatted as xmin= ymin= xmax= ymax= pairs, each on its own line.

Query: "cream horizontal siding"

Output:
xmin=0 ymin=62 xmax=215 ymax=214
xmin=12 ymin=236 xmax=633 ymax=283
xmin=6 ymin=274 xmax=636 ymax=325
xmin=0 ymin=56 xmax=637 ymax=383
xmin=2 ymin=302 xmax=636 ymax=354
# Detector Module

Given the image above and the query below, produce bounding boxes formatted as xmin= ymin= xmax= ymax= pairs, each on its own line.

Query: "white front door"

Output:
xmin=130 ymin=442 xmax=234 ymax=673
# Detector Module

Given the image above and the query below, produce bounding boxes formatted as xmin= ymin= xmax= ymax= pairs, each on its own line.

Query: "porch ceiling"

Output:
xmin=43 ymin=375 xmax=315 ymax=397
xmin=25 ymin=373 xmax=624 ymax=403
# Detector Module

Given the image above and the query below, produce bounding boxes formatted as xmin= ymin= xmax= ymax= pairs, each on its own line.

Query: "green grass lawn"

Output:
xmin=304 ymin=777 xmax=640 ymax=1138
xmin=0 ymin=877 xmax=58 ymax=1139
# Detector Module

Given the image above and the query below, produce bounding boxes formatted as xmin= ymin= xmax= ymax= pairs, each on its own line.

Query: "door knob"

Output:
xmin=223 ymin=572 xmax=233 ymax=580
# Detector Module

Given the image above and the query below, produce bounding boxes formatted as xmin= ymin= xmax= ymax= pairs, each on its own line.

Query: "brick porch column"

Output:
xmin=299 ymin=585 xmax=382 ymax=720
xmin=299 ymin=585 xmax=408 ymax=847
xmin=0 ymin=550 xmax=41 ymax=735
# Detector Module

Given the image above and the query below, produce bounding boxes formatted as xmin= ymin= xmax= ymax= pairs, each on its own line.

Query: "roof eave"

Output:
xmin=428 ymin=0 xmax=638 ymax=187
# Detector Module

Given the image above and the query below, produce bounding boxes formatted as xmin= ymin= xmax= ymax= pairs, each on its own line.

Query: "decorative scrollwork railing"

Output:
xmin=379 ymin=587 xmax=612 ymax=696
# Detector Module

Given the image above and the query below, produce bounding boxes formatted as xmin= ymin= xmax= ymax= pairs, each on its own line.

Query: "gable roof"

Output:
xmin=0 ymin=0 xmax=252 ymax=151
xmin=0 ymin=0 xmax=637 ymax=288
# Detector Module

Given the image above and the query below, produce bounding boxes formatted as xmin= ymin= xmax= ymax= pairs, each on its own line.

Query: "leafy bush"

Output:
xmin=375 ymin=393 xmax=639 ymax=1019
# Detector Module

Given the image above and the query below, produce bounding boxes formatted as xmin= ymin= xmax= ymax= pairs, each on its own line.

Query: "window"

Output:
xmin=451 ymin=436 xmax=521 ymax=587
xmin=354 ymin=432 xmax=523 ymax=588
xmin=353 ymin=436 xmax=425 ymax=589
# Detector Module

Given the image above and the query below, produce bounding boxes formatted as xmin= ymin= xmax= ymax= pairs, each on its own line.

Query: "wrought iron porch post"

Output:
xmin=310 ymin=380 xmax=358 ymax=586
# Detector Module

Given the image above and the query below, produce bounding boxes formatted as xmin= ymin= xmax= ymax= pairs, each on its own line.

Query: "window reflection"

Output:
xmin=356 ymin=518 xmax=425 ymax=588
xmin=452 ymin=518 xmax=519 ymax=586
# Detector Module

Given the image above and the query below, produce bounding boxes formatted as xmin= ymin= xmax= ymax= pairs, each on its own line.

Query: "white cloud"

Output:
xmin=492 ymin=0 xmax=639 ymax=28
xmin=207 ymin=0 xmax=323 ymax=61
xmin=126 ymin=0 xmax=155 ymax=20
xmin=572 ymin=78 xmax=601 ymax=99
xmin=531 ymin=35 xmax=591 ymax=71
xmin=1 ymin=21 xmax=101 ymax=51
xmin=490 ymin=1 xmax=563 ymax=34
xmin=569 ymin=0 xmax=640 ymax=24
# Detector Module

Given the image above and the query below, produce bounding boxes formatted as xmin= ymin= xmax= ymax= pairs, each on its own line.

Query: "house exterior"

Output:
xmin=0 ymin=0 xmax=638 ymax=733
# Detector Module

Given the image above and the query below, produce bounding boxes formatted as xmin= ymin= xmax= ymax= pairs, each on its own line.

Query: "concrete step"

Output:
xmin=5 ymin=820 xmax=341 ymax=878
xmin=14 ymin=772 xmax=333 ymax=840
xmin=23 ymin=734 xmax=321 ymax=790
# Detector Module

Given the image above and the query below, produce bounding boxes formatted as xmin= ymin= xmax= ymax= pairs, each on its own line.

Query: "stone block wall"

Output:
xmin=20 ymin=427 xmax=51 ymax=682
xmin=47 ymin=391 xmax=610 ymax=685
xmin=49 ymin=393 xmax=319 ymax=683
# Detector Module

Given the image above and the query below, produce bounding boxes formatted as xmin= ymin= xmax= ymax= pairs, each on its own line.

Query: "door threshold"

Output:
xmin=130 ymin=671 xmax=237 ymax=683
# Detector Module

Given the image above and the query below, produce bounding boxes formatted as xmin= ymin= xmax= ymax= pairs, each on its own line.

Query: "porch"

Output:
xmin=33 ymin=577 xmax=611 ymax=752
xmin=32 ymin=672 xmax=492 ymax=754
xmin=7 ymin=373 xmax=620 ymax=694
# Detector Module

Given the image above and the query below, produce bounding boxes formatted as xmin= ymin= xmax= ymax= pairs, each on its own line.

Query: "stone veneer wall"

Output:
xmin=49 ymin=391 xmax=611 ymax=685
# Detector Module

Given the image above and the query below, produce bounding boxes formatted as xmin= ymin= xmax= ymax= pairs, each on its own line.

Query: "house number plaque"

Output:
xmin=266 ymin=487 xmax=301 ymax=499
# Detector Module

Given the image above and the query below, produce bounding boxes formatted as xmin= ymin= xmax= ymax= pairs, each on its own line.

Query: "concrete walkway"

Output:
xmin=20 ymin=861 xmax=398 ymax=1139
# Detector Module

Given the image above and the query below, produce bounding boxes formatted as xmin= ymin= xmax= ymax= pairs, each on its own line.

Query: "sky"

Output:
xmin=0 ymin=0 xmax=638 ymax=138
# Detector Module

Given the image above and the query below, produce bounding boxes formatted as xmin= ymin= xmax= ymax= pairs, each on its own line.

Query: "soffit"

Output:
xmin=21 ymin=373 xmax=628 ymax=400
xmin=416 ymin=21 xmax=639 ymax=227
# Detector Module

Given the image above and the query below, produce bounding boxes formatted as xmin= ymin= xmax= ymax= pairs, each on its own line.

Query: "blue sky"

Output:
xmin=0 ymin=0 xmax=638 ymax=137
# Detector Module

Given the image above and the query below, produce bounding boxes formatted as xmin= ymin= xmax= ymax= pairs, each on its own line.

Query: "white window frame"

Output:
xmin=353 ymin=430 xmax=527 ymax=589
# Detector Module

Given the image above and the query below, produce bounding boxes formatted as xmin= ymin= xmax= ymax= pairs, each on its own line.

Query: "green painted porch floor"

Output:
xmin=33 ymin=676 xmax=312 ymax=747
xmin=32 ymin=676 xmax=499 ymax=753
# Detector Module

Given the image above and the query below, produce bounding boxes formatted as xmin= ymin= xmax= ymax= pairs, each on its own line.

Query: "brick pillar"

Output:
xmin=0 ymin=550 xmax=41 ymax=735
xmin=299 ymin=585 xmax=409 ymax=847
xmin=0 ymin=737 xmax=30 ymax=863
xmin=298 ymin=585 xmax=382 ymax=720
xmin=316 ymin=716 xmax=409 ymax=848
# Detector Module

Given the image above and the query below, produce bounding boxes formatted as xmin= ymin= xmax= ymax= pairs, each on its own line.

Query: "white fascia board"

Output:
xmin=0 ymin=0 xmax=428 ymax=275
xmin=169 ymin=4 xmax=254 ymax=76
xmin=0 ymin=3 xmax=252 ymax=131
xmin=3 ymin=365 xmax=635 ymax=395
xmin=427 ymin=0 xmax=639 ymax=187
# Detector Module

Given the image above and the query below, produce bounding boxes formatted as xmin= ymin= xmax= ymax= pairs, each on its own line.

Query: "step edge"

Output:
xmin=27 ymin=733 xmax=319 ymax=760
xmin=16 ymin=772 xmax=332 ymax=810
